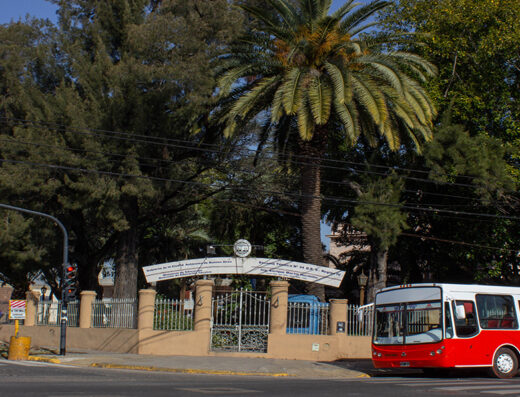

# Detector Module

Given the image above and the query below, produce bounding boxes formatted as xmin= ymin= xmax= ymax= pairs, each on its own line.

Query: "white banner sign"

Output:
xmin=142 ymin=257 xmax=345 ymax=287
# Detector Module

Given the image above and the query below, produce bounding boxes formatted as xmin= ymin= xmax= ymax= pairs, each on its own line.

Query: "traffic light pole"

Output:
xmin=0 ymin=203 xmax=69 ymax=355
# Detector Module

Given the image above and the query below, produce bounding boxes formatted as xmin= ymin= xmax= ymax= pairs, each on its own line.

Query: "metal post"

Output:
xmin=238 ymin=289 xmax=243 ymax=352
xmin=0 ymin=203 xmax=69 ymax=355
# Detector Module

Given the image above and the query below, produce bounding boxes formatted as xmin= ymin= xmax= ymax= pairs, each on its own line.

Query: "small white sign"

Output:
xmin=233 ymin=239 xmax=252 ymax=258
xmin=9 ymin=300 xmax=26 ymax=320
xmin=312 ymin=343 xmax=320 ymax=352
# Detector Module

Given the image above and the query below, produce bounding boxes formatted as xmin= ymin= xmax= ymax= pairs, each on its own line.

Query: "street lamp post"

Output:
xmin=40 ymin=286 xmax=47 ymax=302
xmin=357 ymin=271 xmax=368 ymax=306
xmin=0 ymin=203 xmax=69 ymax=355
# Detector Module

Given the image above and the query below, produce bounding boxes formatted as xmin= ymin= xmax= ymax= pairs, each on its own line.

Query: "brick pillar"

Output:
xmin=269 ymin=280 xmax=289 ymax=335
xmin=79 ymin=291 xmax=97 ymax=328
xmin=138 ymin=289 xmax=156 ymax=331
xmin=193 ymin=280 xmax=214 ymax=332
xmin=25 ymin=291 xmax=39 ymax=326
xmin=329 ymin=298 xmax=348 ymax=335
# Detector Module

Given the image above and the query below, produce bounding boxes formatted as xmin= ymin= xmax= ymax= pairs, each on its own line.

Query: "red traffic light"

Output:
xmin=66 ymin=266 xmax=75 ymax=272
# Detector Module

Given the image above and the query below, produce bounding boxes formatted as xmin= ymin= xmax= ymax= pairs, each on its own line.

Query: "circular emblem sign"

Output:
xmin=233 ymin=239 xmax=252 ymax=258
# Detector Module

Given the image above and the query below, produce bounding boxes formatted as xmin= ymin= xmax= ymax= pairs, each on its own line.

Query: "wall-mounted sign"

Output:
xmin=142 ymin=257 xmax=345 ymax=287
xmin=233 ymin=239 xmax=252 ymax=258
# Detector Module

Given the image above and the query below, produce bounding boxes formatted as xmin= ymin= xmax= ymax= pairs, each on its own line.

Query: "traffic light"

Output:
xmin=63 ymin=263 xmax=78 ymax=302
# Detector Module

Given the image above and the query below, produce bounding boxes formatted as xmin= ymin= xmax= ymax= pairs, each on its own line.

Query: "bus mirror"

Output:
xmin=455 ymin=304 xmax=466 ymax=320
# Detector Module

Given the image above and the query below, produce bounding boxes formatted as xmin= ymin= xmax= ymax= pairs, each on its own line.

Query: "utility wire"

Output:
xmin=0 ymin=135 xmax=502 ymax=207
xmin=401 ymin=233 xmax=519 ymax=253
xmin=3 ymin=118 xmax=516 ymax=201
xmin=2 ymin=157 xmax=519 ymax=221
xmin=1 ymin=116 xmax=505 ymax=188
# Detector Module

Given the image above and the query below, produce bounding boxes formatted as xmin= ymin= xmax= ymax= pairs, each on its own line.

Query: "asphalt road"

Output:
xmin=1 ymin=360 xmax=520 ymax=397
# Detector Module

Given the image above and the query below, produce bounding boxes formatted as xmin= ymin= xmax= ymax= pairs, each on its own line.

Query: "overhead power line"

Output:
xmin=0 ymin=135 xmax=503 ymax=207
xmin=1 ymin=116 xmax=503 ymax=189
xmin=1 ymin=157 xmax=519 ymax=221
xmin=401 ymin=232 xmax=520 ymax=254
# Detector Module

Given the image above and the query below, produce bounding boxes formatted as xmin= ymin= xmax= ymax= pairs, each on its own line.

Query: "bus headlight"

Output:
xmin=430 ymin=351 xmax=435 ymax=356
xmin=436 ymin=349 xmax=443 ymax=355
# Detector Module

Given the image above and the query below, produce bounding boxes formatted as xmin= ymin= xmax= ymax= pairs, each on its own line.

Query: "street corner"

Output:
xmin=28 ymin=355 xmax=61 ymax=364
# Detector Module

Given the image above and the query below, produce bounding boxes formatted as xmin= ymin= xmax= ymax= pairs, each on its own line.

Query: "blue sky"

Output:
xmin=1 ymin=0 xmax=340 ymax=248
xmin=2 ymin=0 xmax=349 ymax=24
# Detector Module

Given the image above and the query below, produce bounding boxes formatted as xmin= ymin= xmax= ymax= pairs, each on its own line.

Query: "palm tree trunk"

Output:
xmin=299 ymin=126 xmax=327 ymax=301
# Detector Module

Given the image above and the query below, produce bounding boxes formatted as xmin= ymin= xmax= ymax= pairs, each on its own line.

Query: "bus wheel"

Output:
xmin=491 ymin=348 xmax=518 ymax=379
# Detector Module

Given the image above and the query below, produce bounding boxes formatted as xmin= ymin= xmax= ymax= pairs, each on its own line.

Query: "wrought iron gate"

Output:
xmin=211 ymin=289 xmax=270 ymax=353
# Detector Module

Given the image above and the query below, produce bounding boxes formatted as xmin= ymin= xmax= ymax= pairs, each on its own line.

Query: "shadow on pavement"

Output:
xmin=322 ymin=359 xmax=494 ymax=379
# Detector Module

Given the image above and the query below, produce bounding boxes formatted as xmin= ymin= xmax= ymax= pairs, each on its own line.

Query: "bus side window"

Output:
xmin=452 ymin=300 xmax=478 ymax=337
xmin=476 ymin=294 xmax=518 ymax=330
xmin=445 ymin=302 xmax=454 ymax=338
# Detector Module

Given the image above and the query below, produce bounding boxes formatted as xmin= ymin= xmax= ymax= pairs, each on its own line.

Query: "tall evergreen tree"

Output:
xmin=0 ymin=1 xmax=244 ymax=298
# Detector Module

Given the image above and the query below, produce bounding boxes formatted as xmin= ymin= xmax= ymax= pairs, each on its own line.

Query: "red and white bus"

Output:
xmin=371 ymin=283 xmax=520 ymax=378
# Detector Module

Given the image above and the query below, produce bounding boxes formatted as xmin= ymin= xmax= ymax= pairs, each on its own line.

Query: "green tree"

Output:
xmin=380 ymin=0 xmax=520 ymax=149
xmin=348 ymin=174 xmax=407 ymax=301
xmin=215 ymin=0 xmax=436 ymax=299
xmin=0 ymin=1 xmax=245 ymax=298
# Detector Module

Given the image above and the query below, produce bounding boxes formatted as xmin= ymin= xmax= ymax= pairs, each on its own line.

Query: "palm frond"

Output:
xmin=319 ymin=0 xmax=333 ymax=18
xmin=271 ymin=85 xmax=285 ymax=123
xmin=297 ymin=97 xmax=314 ymax=140
xmin=380 ymin=113 xmax=400 ymax=150
xmin=351 ymin=74 xmax=382 ymax=125
xmin=281 ymin=68 xmax=304 ymax=115
xmin=360 ymin=55 xmax=404 ymax=93
xmin=331 ymin=0 xmax=359 ymax=20
xmin=339 ymin=0 xmax=390 ymax=34
xmin=324 ymin=61 xmax=345 ymax=104
xmin=266 ymin=0 xmax=298 ymax=29
xmin=333 ymin=98 xmax=357 ymax=142
xmin=227 ymin=76 xmax=279 ymax=121
xmin=217 ymin=65 xmax=255 ymax=95
xmin=392 ymin=52 xmax=438 ymax=77
xmin=307 ymin=74 xmax=332 ymax=125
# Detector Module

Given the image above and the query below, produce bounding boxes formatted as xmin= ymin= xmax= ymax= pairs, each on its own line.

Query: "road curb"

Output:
xmin=28 ymin=356 xmax=61 ymax=364
xmin=90 ymin=362 xmax=291 ymax=377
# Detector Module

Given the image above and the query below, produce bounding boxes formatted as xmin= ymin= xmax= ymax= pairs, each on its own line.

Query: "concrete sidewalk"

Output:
xmin=24 ymin=350 xmax=373 ymax=379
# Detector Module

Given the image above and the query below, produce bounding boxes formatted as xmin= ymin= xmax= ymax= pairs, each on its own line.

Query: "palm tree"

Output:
xmin=215 ymin=0 xmax=436 ymax=300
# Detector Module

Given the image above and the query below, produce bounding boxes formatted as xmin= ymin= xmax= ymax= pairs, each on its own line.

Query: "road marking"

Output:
xmin=436 ymin=385 xmax=520 ymax=392
xmin=1 ymin=360 xmax=78 ymax=369
xmin=176 ymin=387 xmax=260 ymax=394
xmin=368 ymin=380 xmax=502 ymax=386
xmin=480 ymin=391 xmax=520 ymax=395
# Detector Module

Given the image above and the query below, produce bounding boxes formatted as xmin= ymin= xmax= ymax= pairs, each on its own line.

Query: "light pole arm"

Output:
xmin=0 ymin=203 xmax=68 ymax=267
xmin=0 ymin=203 xmax=70 ymax=355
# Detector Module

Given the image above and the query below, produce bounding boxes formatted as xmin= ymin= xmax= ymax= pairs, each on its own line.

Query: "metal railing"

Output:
xmin=287 ymin=301 xmax=330 ymax=335
xmin=36 ymin=301 xmax=79 ymax=327
xmin=154 ymin=297 xmax=194 ymax=331
xmin=91 ymin=298 xmax=137 ymax=329
xmin=347 ymin=303 xmax=374 ymax=336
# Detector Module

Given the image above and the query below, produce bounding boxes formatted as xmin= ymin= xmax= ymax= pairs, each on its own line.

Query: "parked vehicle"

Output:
xmin=371 ymin=283 xmax=520 ymax=378
xmin=286 ymin=294 xmax=328 ymax=335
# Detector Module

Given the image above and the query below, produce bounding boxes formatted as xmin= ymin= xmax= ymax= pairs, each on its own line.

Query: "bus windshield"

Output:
xmin=374 ymin=301 xmax=442 ymax=345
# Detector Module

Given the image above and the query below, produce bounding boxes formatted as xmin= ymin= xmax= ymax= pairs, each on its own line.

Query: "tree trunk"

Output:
xmin=113 ymin=197 xmax=139 ymax=300
xmin=299 ymin=127 xmax=327 ymax=301
xmin=366 ymin=240 xmax=388 ymax=304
